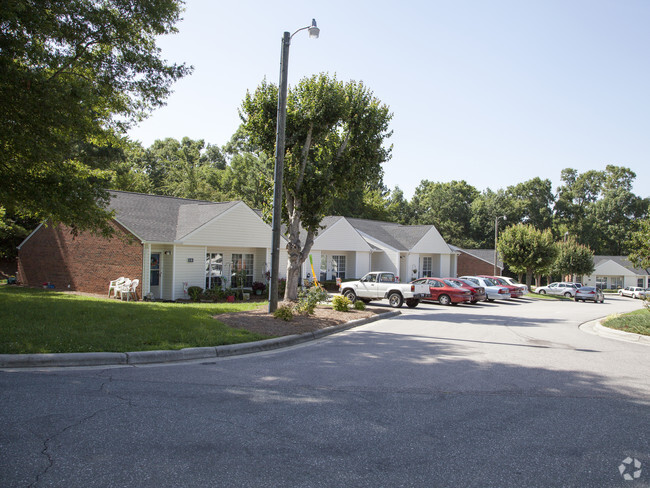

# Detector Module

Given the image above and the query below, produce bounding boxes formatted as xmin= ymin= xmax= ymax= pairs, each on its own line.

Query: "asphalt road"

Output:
xmin=1 ymin=295 xmax=649 ymax=487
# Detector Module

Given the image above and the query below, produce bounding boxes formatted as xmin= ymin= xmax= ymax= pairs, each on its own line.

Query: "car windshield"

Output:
xmin=483 ymin=278 xmax=497 ymax=286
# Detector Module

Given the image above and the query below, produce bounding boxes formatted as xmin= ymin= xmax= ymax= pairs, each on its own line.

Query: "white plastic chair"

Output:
xmin=116 ymin=278 xmax=132 ymax=300
xmin=108 ymin=277 xmax=126 ymax=298
xmin=120 ymin=279 xmax=139 ymax=302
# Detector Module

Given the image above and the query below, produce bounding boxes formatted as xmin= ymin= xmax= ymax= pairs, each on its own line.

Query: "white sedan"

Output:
xmin=618 ymin=287 xmax=647 ymax=299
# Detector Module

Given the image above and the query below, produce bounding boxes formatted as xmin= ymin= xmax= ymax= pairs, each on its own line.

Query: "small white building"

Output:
xmin=582 ymin=256 xmax=649 ymax=290
xmin=302 ymin=216 xmax=458 ymax=283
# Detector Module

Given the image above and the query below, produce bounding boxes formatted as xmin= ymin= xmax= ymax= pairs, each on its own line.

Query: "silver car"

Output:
xmin=574 ymin=286 xmax=604 ymax=303
xmin=535 ymin=282 xmax=578 ymax=298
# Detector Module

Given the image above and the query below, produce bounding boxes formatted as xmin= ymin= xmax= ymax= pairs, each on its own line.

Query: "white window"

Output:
xmin=232 ymin=253 xmax=254 ymax=287
xmin=610 ymin=276 xmax=624 ymax=290
xmin=422 ymin=257 xmax=432 ymax=277
xmin=331 ymin=255 xmax=346 ymax=279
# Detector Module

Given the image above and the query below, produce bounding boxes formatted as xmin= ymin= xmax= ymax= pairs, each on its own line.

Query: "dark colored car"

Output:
xmin=479 ymin=275 xmax=524 ymax=298
xmin=445 ymin=277 xmax=487 ymax=303
xmin=412 ymin=278 xmax=473 ymax=305
xmin=574 ymin=286 xmax=605 ymax=303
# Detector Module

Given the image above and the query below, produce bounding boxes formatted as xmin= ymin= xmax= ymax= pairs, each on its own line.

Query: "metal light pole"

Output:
xmin=493 ymin=215 xmax=506 ymax=276
xmin=268 ymin=20 xmax=319 ymax=313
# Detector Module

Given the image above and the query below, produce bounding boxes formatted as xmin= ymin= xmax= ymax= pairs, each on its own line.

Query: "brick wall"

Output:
xmin=17 ymin=221 xmax=143 ymax=296
xmin=457 ymin=251 xmax=502 ymax=277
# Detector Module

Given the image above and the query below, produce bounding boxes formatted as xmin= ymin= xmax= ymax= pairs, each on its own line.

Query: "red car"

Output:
xmin=445 ymin=278 xmax=487 ymax=303
xmin=479 ymin=275 xmax=524 ymax=298
xmin=412 ymin=278 xmax=473 ymax=305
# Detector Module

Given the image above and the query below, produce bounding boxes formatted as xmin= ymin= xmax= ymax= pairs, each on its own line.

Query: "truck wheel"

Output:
xmin=438 ymin=294 xmax=451 ymax=306
xmin=388 ymin=292 xmax=403 ymax=308
xmin=342 ymin=290 xmax=357 ymax=303
xmin=406 ymin=299 xmax=419 ymax=308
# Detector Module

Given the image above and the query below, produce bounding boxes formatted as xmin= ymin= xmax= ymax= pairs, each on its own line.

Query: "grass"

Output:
xmin=0 ymin=286 xmax=272 ymax=354
xmin=602 ymin=308 xmax=650 ymax=336
xmin=525 ymin=292 xmax=572 ymax=300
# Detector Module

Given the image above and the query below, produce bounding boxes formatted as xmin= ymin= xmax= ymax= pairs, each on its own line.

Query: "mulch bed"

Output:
xmin=214 ymin=303 xmax=387 ymax=337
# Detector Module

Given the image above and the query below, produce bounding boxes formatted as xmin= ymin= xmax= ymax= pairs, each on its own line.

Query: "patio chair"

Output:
xmin=115 ymin=278 xmax=132 ymax=300
xmin=108 ymin=277 xmax=126 ymax=298
xmin=120 ymin=278 xmax=139 ymax=302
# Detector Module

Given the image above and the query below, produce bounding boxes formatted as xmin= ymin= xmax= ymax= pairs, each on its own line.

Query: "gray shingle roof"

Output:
xmin=346 ymin=218 xmax=433 ymax=251
xmin=594 ymin=255 xmax=649 ymax=275
xmin=109 ymin=191 xmax=240 ymax=242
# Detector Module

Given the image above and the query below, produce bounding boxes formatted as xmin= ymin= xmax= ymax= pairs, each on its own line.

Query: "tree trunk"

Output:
xmin=283 ymin=195 xmax=315 ymax=301
xmin=525 ymin=270 xmax=533 ymax=288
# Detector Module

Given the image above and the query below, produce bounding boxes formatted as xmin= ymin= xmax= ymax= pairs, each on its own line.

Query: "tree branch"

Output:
xmin=295 ymin=124 xmax=312 ymax=191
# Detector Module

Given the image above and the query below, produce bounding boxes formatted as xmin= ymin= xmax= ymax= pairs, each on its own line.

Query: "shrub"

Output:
xmin=353 ymin=300 xmax=366 ymax=311
xmin=273 ymin=304 xmax=294 ymax=321
xmin=187 ymin=286 xmax=203 ymax=302
xmin=332 ymin=295 xmax=351 ymax=312
xmin=295 ymin=286 xmax=329 ymax=315
xmin=252 ymin=281 xmax=266 ymax=292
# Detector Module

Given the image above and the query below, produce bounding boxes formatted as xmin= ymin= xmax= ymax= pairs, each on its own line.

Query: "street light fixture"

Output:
xmin=268 ymin=19 xmax=319 ymax=313
xmin=494 ymin=215 xmax=506 ymax=276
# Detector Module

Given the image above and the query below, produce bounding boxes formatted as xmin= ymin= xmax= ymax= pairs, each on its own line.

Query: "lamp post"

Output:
xmin=268 ymin=19 xmax=319 ymax=313
xmin=493 ymin=215 xmax=506 ymax=276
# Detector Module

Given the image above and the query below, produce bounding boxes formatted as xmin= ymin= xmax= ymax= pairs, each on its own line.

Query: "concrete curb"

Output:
xmin=580 ymin=319 xmax=650 ymax=345
xmin=0 ymin=310 xmax=401 ymax=368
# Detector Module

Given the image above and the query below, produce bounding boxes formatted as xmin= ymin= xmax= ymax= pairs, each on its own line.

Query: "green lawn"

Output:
xmin=602 ymin=308 xmax=650 ymax=336
xmin=0 ymin=286 xmax=272 ymax=354
xmin=525 ymin=292 xmax=572 ymax=300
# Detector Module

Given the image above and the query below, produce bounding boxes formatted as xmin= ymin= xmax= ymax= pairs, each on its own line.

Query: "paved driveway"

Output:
xmin=1 ymin=296 xmax=649 ymax=487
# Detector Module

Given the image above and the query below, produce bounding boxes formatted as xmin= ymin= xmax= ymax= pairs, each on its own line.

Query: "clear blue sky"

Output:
xmin=128 ymin=0 xmax=650 ymax=199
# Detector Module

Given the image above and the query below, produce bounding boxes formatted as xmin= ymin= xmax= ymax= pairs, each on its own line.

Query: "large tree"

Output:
xmin=410 ymin=180 xmax=479 ymax=248
xmin=0 ymin=0 xmax=191 ymax=235
xmin=552 ymin=237 xmax=595 ymax=282
xmin=240 ymin=74 xmax=393 ymax=300
xmin=628 ymin=218 xmax=650 ymax=274
xmin=497 ymin=224 xmax=557 ymax=287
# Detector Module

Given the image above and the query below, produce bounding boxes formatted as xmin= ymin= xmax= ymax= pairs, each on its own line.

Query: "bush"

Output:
xmin=273 ymin=304 xmax=294 ymax=321
xmin=353 ymin=300 xmax=366 ymax=311
xmin=187 ymin=286 xmax=203 ymax=302
xmin=332 ymin=295 xmax=351 ymax=312
xmin=295 ymin=286 xmax=329 ymax=315
xmin=252 ymin=281 xmax=266 ymax=292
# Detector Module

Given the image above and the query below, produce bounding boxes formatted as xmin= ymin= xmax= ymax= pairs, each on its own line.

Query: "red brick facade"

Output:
xmin=17 ymin=221 xmax=143 ymax=296
xmin=456 ymin=250 xmax=502 ymax=277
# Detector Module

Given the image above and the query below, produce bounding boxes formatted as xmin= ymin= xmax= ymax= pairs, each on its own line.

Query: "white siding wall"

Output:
xmin=313 ymin=220 xmax=372 ymax=252
xmin=355 ymin=251 xmax=371 ymax=278
xmin=142 ymin=245 xmax=151 ymax=293
xmin=172 ymin=246 xmax=206 ymax=300
xmin=371 ymin=250 xmax=399 ymax=275
xmin=439 ymin=254 xmax=451 ymax=277
xmin=182 ymin=204 xmax=274 ymax=248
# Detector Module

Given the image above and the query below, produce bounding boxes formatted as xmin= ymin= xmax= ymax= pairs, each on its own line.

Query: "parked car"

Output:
xmin=411 ymin=278 xmax=473 ymax=305
xmin=618 ymin=286 xmax=647 ymax=299
xmin=497 ymin=276 xmax=529 ymax=294
xmin=535 ymin=282 xmax=578 ymax=298
xmin=459 ymin=276 xmax=511 ymax=302
xmin=480 ymin=275 xmax=524 ymax=298
xmin=445 ymin=278 xmax=487 ymax=303
xmin=574 ymin=286 xmax=605 ymax=303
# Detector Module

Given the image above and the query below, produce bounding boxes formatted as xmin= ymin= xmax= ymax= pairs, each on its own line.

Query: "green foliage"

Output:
xmin=295 ymin=286 xmax=329 ymax=315
xmin=411 ymin=180 xmax=479 ymax=247
xmin=332 ymin=295 xmax=351 ymax=312
xmin=553 ymin=237 xmax=595 ymax=278
xmin=0 ymin=0 xmax=191 ymax=234
xmin=628 ymin=218 xmax=650 ymax=273
xmin=603 ymin=309 xmax=650 ymax=336
xmin=497 ymin=224 xmax=557 ymax=285
xmin=240 ymin=73 xmax=393 ymax=300
xmin=187 ymin=286 xmax=203 ymax=302
xmin=0 ymin=286 xmax=267 ymax=354
xmin=353 ymin=300 xmax=366 ymax=311
xmin=273 ymin=304 xmax=294 ymax=321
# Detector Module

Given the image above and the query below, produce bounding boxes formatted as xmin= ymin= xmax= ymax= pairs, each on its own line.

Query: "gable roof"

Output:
xmin=452 ymin=246 xmax=503 ymax=269
xmin=593 ymin=255 xmax=649 ymax=275
xmin=346 ymin=218 xmax=441 ymax=251
xmin=109 ymin=191 xmax=241 ymax=242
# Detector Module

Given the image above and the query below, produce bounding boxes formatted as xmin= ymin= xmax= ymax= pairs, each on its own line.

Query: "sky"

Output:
xmin=127 ymin=0 xmax=650 ymax=199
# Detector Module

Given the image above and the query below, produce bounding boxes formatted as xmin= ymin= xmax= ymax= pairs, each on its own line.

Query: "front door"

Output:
xmin=150 ymin=252 xmax=161 ymax=299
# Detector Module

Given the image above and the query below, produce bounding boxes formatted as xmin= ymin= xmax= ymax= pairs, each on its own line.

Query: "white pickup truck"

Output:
xmin=338 ymin=271 xmax=430 ymax=308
